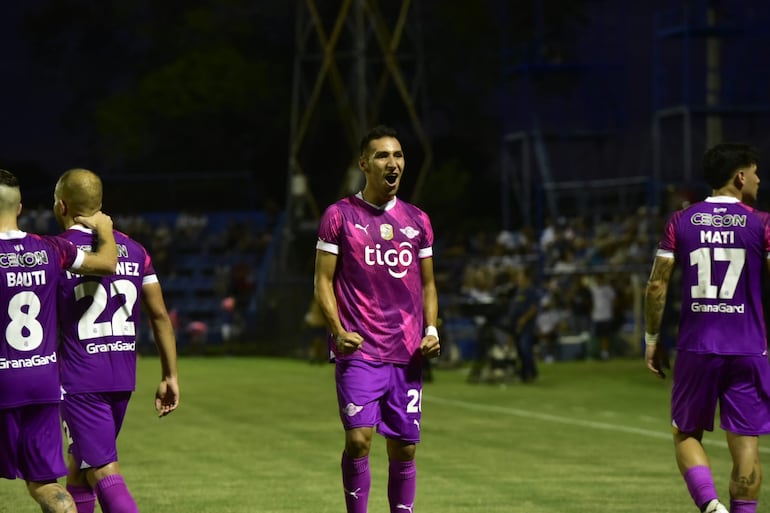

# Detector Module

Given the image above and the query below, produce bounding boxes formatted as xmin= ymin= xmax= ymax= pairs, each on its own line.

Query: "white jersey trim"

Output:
xmin=317 ymin=240 xmax=339 ymax=255
xmin=418 ymin=247 xmax=433 ymax=258
xmin=70 ymin=224 xmax=92 ymax=234
xmin=70 ymin=249 xmax=86 ymax=270
xmin=705 ymin=195 xmax=740 ymax=204
xmin=655 ymin=249 xmax=674 ymax=258
xmin=0 ymin=230 xmax=26 ymax=240
xmin=355 ymin=191 xmax=397 ymax=211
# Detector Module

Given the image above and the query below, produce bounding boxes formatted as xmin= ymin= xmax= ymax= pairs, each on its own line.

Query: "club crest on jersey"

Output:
xmin=343 ymin=403 xmax=364 ymax=417
xmin=380 ymin=224 xmax=394 ymax=240
xmin=400 ymin=226 xmax=419 ymax=239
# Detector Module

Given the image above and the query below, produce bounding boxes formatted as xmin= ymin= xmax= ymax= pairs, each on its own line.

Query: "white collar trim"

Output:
xmin=356 ymin=192 xmax=397 ymax=211
xmin=705 ymin=196 xmax=740 ymax=203
xmin=0 ymin=230 xmax=26 ymax=240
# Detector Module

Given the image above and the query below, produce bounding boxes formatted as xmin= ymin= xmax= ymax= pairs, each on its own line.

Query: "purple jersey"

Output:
xmin=57 ymin=226 xmax=157 ymax=393
xmin=657 ymin=196 xmax=770 ymax=355
xmin=0 ymin=231 xmax=82 ymax=409
xmin=317 ymin=193 xmax=434 ymax=364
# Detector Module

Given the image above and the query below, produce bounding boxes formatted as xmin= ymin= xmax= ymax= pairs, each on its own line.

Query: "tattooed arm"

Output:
xmin=644 ymin=256 xmax=675 ymax=378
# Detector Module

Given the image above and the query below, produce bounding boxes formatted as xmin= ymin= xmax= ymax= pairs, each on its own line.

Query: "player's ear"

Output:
xmin=735 ymin=170 xmax=745 ymax=188
xmin=55 ymin=199 xmax=67 ymax=216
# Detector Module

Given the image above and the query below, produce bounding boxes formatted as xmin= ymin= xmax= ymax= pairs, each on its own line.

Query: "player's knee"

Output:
xmin=345 ymin=430 xmax=373 ymax=457
xmin=386 ymin=438 xmax=416 ymax=461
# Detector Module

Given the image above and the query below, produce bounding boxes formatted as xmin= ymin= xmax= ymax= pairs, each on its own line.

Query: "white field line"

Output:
xmin=427 ymin=395 xmax=770 ymax=454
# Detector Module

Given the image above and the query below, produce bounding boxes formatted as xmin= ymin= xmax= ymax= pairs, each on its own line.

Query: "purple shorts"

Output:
xmin=0 ymin=403 xmax=67 ymax=482
xmin=335 ymin=358 xmax=423 ymax=443
xmin=61 ymin=391 xmax=131 ymax=469
xmin=672 ymin=351 xmax=770 ymax=435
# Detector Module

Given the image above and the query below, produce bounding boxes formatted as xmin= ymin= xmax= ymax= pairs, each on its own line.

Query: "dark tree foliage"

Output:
xmin=21 ymin=0 xmax=293 ymax=176
xmin=19 ymin=0 xmax=590 ymax=218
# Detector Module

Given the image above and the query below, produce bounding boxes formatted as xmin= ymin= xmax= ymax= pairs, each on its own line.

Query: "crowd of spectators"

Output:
xmin=16 ymin=190 xmax=689 ymax=369
xmin=434 ymin=204 xmax=671 ymax=381
xmin=18 ymin=206 xmax=277 ymax=354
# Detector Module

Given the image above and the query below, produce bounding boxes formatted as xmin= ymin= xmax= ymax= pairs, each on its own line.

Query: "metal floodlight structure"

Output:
xmin=282 ymin=0 xmax=431 ymax=272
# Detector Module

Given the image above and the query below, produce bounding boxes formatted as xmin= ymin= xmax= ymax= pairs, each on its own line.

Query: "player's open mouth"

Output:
xmin=385 ymin=173 xmax=398 ymax=185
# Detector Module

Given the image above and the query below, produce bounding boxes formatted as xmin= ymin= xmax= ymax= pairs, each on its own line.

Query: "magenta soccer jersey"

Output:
xmin=657 ymin=196 xmax=770 ymax=355
xmin=0 ymin=231 xmax=82 ymax=408
xmin=317 ymin=194 xmax=434 ymax=364
xmin=57 ymin=226 xmax=157 ymax=393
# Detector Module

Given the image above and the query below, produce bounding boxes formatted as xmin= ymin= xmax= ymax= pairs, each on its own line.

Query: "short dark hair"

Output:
xmin=359 ymin=125 xmax=398 ymax=155
xmin=703 ymin=143 xmax=759 ymax=189
xmin=0 ymin=169 xmax=19 ymax=188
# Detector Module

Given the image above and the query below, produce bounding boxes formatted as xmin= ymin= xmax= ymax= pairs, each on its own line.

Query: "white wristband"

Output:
xmin=644 ymin=332 xmax=659 ymax=346
xmin=425 ymin=325 xmax=439 ymax=340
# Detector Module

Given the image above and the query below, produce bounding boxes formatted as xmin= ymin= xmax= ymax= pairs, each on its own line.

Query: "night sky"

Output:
xmin=3 ymin=1 xmax=770 ymax=220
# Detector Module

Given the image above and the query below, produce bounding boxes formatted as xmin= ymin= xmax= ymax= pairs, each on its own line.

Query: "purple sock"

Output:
xmin=95 ymin=474 xmax=139 ymax=513
xmin=67 ymin=484 xmax=96 ymax=513
xmin=388 ymin=459 xmax=416 ymax=513
xmin=341 ymin=453 xmax=370 ymax=513
xmin=731 ymin=499 xmax=758 ymax=513
xmin=683 ymin=466 xmax=718 ymax=510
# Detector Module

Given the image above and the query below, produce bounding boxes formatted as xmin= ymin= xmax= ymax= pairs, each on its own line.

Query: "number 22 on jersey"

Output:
xmin=75 ymin=279 xmax=138 ymax=340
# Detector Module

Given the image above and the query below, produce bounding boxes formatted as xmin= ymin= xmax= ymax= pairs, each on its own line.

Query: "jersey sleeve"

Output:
xmin=44 ymin=235 xmax=83 ymax=270
xmin=316 ymin=203 xmax=344 ymax=255
xmin=140 ymin=244 xmax=159 ymax=285
xmin=656 ymin=211 xmax=679 ymax=258
xmin=418 ymin=209 xmax=434 ymax=259
xmin=759 ymin=210 xmax=770 ymax=255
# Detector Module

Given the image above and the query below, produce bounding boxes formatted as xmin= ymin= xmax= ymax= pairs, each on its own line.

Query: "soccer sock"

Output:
xmin=730 ymin=499 xmax=758 ymax=513
xmin=341 ymin=452 xmax=370 ymax=513
xmin=683 ymin=466 xmax=718 ymax=511
xmin=388 ymin=459 xmax=416 ymax=513
xmin=95 ymin=474 xmax=139 ymax=513
xmin=67 ymin=484 xmax=96 ymax=513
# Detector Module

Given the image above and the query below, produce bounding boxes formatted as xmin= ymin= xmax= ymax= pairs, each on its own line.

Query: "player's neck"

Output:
xmin=0 ymin=215 xmax=19 ymax=232
xmin=711 ymin=186 xmax=741 ymax=200
xmin=60 ymin=217 xmax=83 ymax=230
xmin=360 ymin=188 xmax=394 ymax=207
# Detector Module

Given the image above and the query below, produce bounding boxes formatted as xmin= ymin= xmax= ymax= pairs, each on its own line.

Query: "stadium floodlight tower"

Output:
xmin=281 ymin=0 xmax=432 ymax=273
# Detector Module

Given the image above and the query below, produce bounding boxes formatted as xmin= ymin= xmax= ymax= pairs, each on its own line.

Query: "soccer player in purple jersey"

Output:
xmin=314 ymin=125 xmax=441 ymax=513
xmin=53 ymin=169 xmax=180 ymax=513
xmin=645 ymin=143 xmax=770 ymax=513
xmin=0 ymin=169 xmax=117 ymax=513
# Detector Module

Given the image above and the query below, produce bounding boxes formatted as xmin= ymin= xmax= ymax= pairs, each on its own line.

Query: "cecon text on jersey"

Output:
xmin=0 ymin=250 xmax=49 ymax=268
xmin=690 ymin=213 xmax=747 ymax=227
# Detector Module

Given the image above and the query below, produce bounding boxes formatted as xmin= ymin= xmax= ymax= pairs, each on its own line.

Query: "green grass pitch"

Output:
xmin=1 ymin=356 xmax=768 ymax=512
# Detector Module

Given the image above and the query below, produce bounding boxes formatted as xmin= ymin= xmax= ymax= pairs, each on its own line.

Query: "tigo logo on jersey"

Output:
xmin=364 ymin=242 xmax=414 ymax=279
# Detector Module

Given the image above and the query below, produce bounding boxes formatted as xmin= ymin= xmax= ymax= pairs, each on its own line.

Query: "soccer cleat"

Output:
xmin=701 ymin=498 xmax=729 ymax=513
